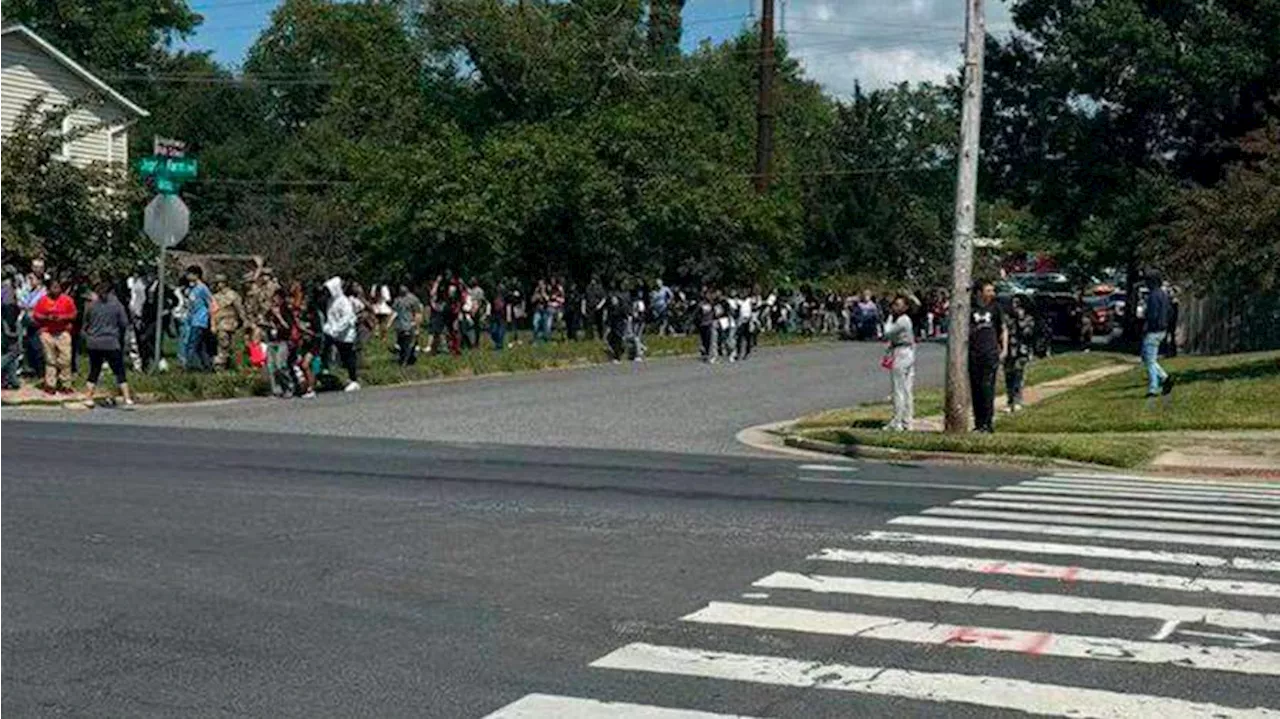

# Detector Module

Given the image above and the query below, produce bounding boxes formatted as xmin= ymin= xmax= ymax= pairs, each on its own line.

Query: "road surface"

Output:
xmin=3 ymin=342 xmax=1277 ymax=717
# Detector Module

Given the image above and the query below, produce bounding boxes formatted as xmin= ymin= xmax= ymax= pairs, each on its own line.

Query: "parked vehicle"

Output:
xmin=1008 ymin=272 xmax=1091 ymax=346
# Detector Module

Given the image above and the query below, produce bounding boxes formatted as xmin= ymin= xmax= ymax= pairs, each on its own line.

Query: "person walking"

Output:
xmin=627 ymin=287 xmax=647 ymax=362
xmin=211 ymin=274 xmax=246 ymax=370
xmin=392 ymin=283 xmax=423 ymax=366
xmin=603 ymin=292 xmax=627 ymax=363
xmin=1004 ymin=296 xmax=1036 ymax=412
xmin=882 ymin=295 xmax=915 ymax=431
xmin=81 ymin=280 xmax=134 ymax=409
xmin=322 ymin=276 xmax=360 ymax=391
xmin=33 ymin=277 xmax=77 ymax=393
xmin=264 ymin=288 xmax=295 ymax=397
xmin=968 ymin=281 xmax=1007 ymax=433
xmin=696 ymin=290 xmax=716 ymax=362
xmin=183 ymin=265 xmax=214 ymax=372
xmin=1142 ymin=270 xmax=1174 ymax=398
xmin=734 ymin=289 xmax=756 ymax=361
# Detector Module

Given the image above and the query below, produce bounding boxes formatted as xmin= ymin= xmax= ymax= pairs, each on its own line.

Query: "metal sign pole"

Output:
xmin=153 ymin=245 xmax=166 ymax=373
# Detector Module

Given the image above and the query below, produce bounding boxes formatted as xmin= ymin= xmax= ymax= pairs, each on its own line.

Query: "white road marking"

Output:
xmin=972 ymin=492 xmax=1280 ymax=517
xmin=1046 ymin=472 xmax=1280 ymax=492
xmin=1026 ymin=478 xmax=1280 ymax=500
xmin=798 ymin=464 xmax=857 ymax=473
xmin=954 ymin=498 xmax=1280 ymax=526
xmin=995 ymin=483 xmax=1280 ymax=506
xmin=847 ymin=530 xmax=1280 ymax=571
xmin=793 ymin=477 xmax=989 ymax=490
xmin=922 ymin=506 xmax=1280 ymax=538
xmin=682 ymin=601 xmax=1280 ymax=676
xmin=1014 ymin=481 xmax=1280 ymax=505
xmin=751 ymin=572 xmax=1280 ymax=631
xmin=483 ymin=694 xmax=765 ymax=718
xmin=808 ymin=548 xmax=1280 ymax=598
xmin=795 ymin=476 xmax=862 ymax=485
xmin=889 ymin=515 xmax=1280 ymax=551
xmin=591 ymin=643 xmax=1280 ymax=718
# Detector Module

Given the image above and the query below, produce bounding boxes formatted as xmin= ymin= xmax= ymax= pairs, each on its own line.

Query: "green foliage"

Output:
xmin=0 ymin=96 xmax=151 ymax=277
xmin=804 ymin=427 xmax=1155 ymax=468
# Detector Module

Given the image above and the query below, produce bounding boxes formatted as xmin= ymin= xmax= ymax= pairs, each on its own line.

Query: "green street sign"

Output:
xmin=137 ymin=155 xmax=199 ymax=195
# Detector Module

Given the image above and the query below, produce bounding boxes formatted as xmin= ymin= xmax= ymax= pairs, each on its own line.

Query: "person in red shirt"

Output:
xmin=33 ymin=277 xmax=78 ymax=393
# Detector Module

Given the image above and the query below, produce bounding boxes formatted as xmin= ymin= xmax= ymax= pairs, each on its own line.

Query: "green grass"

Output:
xmin=793 ymin=351 xmax=1130 ymax=430
xmin=47 ymin=330 xmax=829 ymax=403
xmin=804 ymin=427 xmax=1156 ymax=468
xmin=1000 ymin=350 xmax=1280 ymax=434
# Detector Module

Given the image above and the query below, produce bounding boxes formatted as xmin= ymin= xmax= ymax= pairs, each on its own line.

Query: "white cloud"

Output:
xmin=774 ymin=0 xmax=1012 ymax=91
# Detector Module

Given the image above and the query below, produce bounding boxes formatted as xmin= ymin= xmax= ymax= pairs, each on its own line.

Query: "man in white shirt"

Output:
xmin=734 ymin=291 xmax=756 ymax=360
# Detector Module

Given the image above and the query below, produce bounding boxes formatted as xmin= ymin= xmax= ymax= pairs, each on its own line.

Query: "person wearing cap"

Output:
xmin=212 ymin=273 xmax=246 ymax=370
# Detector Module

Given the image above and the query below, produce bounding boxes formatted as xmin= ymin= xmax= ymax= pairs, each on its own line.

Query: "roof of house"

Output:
xmin=1 ymin=24 xmax=149 ymax=118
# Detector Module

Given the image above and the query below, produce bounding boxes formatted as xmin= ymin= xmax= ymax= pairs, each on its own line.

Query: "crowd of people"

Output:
xmin=4 ymin=259 xmax=959 ymax=404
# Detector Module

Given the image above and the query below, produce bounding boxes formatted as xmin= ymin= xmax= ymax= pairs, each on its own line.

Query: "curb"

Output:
xmin=782 ymin=435 xmax=1109 ymax=471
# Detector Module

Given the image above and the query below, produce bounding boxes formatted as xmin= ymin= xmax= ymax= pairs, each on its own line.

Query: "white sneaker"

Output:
xmin=302 ymin=390 xmax=317 ymax=399
xmin=344 ymin=381 xmax=361 ymax=392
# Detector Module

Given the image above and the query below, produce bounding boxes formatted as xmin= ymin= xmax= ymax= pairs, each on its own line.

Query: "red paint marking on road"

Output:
xmin=980 ymin=562 xmax=1007 ymax=574
xmin=1061 ymin=566 xmax=1080 ymax=584
xmin=1022 ymin=632 xmax=1055 ymax=656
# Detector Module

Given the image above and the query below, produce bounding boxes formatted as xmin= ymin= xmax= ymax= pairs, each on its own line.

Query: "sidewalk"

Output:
xmin=909 ymin=363 xmax=1134 ymax=432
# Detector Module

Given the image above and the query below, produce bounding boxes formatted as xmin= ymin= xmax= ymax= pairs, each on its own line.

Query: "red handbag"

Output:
xmin=880 ymin=351 xmax=895 ymax=370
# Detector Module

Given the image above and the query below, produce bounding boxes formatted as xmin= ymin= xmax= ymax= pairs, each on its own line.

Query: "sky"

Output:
xmin=179 ymin=0 xmax=1012 ymax=93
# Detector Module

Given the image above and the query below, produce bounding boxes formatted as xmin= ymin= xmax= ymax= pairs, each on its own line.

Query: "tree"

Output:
xmin=4 ymin=0 xmax=201 ymax=76
xmin=1 ymin=96 xmax=150 ymax=277
xmin=1158 ymin=123 xmax=1280 ymax=296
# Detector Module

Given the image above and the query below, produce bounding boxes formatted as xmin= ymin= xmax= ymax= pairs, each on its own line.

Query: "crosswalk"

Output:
xmin=484 ymin=471 xmax=1280 ymax=718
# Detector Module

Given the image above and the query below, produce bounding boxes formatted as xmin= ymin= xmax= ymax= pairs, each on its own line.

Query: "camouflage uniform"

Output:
xmin=212 ymin=277 xmax=245 ymax=370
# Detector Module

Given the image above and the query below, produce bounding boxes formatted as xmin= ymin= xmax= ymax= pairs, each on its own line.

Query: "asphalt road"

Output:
xmin=1 ymin=340 xmax=944 ymax=456
xmin=4 ymin=341 xmax=1278 ymax=718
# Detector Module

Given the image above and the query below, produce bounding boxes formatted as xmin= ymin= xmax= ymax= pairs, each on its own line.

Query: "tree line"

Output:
xmin=2 ymin=0 xmax=1277 ymax=301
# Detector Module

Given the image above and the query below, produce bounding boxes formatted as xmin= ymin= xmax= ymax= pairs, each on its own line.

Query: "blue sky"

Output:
xmin=180 ymin=0 xmax=1010 ymax=93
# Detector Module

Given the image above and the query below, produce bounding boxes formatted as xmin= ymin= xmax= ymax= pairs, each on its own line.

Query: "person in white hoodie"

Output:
xmin=323 ymin=276 xmax=360 ymax=391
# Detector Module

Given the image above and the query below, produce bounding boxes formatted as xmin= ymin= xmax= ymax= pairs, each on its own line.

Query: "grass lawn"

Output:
xmin=1000 ymin=350 xmax=1280 ymax=433
xmin=803 ymin=427 xmax=1156 ymax=468
xmin=794 ymin=351 xmax=1130 ymax=430
xmin=34 ymin=330 xmax=829 ymax=403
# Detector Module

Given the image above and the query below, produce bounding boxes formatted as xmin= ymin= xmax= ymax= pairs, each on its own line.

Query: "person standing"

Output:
xmin=33 ymin=277 xmax=77 ymax=393
xmin=530 ymin=279 xmax=550 ymax=343
xmin=882 ymin=295 xmax=915 ymax=431
xmin=211 ymin=274 xmax=246 ymax=370
xmin=489 ymin=285 xmax=508 ymax=350
xmin=183 ymin=265 xmax=214 ymax=372
xmin=734 ymin=289 xmax=756 ymax=361
xmin=968 ymin=281 xmax=1006 ymax=433
xmin=322 ymin=276 xmax=360 ymax=391
xmin=391 ymin=283 xmax=423 ymax=366
xmin=603 ymin=293 xmax=627 ymax=363
xmin=264 ymin=288 xmax=295 ymax=397
xmin=627 ymin=287 xmax=647 ymax=362
xmin=1004 ymin=296 xmax=1036 ymax=412
xmin=650 ymin=280 xmax=673 ymax=336
xmin=696 ymin=289 xmax=717 ymax=362
xmin=81 ymin=280 xmax=134 ymax=409
xmin=1142 ymin=270 xmax=1174 ymax=398
xmin=18 ymin=267 xmax=46 ymax=379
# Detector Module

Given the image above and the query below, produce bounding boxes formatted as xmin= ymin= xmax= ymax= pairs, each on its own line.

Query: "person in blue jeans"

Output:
xmin=183 ymin=265 xmax=214 ymax=372
xmin=1141 ymin=270 xmax=1174 ymax=398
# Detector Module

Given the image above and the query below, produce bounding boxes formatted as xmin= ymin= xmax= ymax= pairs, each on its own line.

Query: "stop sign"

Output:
xmin=143 ymin=194 xmax=189 ymax=249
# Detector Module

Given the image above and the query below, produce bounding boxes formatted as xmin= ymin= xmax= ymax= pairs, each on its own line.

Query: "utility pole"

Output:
xmin=943 ymin=0 xmax=986 ymax=433
xmin=754 ymin=0 xmax=775 ymax=193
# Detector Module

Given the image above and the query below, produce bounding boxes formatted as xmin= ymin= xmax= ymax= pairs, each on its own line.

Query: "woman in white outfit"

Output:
xmin=882 ymin=295 xmax=915 ymax=431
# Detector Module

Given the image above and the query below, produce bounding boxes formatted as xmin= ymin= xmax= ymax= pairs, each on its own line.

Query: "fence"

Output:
xmin=1178 ymin=292 xmax=1280 ymax=355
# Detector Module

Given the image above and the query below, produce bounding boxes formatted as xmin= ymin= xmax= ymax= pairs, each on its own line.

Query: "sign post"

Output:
xmin=139 ymin=142 xmax=196 ymax=371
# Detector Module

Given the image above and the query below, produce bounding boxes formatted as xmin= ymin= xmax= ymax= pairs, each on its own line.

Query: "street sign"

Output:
xmin=137 ymin=156 xmax=198 ymax=195
xmin=144 ymin=194 xmax=189 ymax=249
xmin=154 ymin=136 xmax=187 ymax=158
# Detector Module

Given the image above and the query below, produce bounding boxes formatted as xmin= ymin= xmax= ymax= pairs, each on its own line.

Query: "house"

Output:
xmin=1 ymin=23 xmax=148 ymax=168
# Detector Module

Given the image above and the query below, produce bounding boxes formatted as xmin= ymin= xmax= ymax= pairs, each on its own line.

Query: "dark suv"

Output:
xmin=1008 ymin=273 xmax=1092 ymax=346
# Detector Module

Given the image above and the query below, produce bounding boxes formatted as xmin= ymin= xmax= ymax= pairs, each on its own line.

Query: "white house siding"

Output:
xmin=1 ymin=32 xmax=130 ymax=167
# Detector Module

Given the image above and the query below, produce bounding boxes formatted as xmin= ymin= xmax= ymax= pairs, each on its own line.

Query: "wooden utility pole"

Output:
xmin=754 ymin=0 xmax=775 ymax=193
xmin=943 ymin=0 xmax=986 ymax=433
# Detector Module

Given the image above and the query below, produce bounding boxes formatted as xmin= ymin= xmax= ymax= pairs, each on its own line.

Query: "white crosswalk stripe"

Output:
xmin=921 ymin=506 xmax=1280 ymax=537
xmin=683 ymin=601 xmax=1280 ymax=675
xmin=952 ymin=497 xmax=1280 ymax=525
xmin=484 ymin=472 xmax=1280 ymax=717
xmin=590 ymin=643 xmax=1280 ymax=718
xmin=808 ymin=548 xmax=1280 ymax=598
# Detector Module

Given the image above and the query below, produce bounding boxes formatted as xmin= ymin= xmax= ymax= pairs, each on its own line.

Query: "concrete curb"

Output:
xmin=781 ymin=434 xmax=1108 ymax=471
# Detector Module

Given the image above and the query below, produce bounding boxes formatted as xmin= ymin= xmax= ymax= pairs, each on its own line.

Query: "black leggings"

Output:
xmin=87 ymin=348 xmax=126 ymax=385
xmin=333 ymin=340 xmax=358 ymax=382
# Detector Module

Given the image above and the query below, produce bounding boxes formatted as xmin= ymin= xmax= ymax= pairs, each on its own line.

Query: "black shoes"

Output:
xmin=1161 ymin=375 xmax=1176 ymax=395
